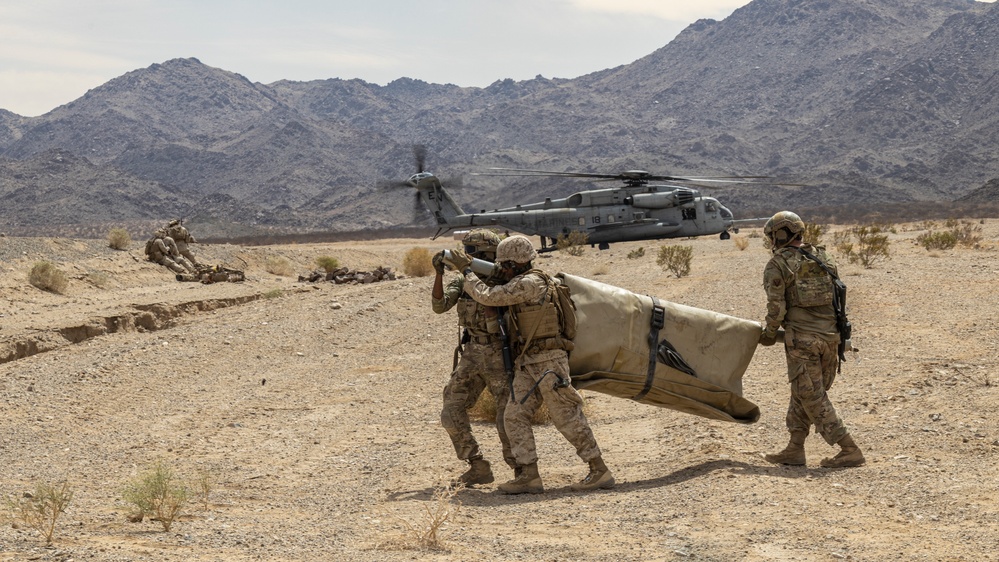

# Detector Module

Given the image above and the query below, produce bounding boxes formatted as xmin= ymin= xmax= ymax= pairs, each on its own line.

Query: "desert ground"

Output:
xmin=1 ymin=220 xmax=997 ymax=562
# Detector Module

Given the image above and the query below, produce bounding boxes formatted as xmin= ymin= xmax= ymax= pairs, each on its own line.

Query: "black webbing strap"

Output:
xmin=633 ymin=297 xmax=666 ymax=401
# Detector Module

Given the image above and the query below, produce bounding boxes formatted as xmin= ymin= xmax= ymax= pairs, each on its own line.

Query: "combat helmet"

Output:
xmin=496 ymin=235 xmax=537 ymax=265
xmin=764 ymin=211 xmax=805 ymax=250
xmin=462 ymin=229 xmax=502 ymax=259
xmin=168 ymin=219 xmax=181 ymax=227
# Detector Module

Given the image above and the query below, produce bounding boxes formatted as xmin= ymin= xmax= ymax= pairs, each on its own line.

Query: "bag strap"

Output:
xmin=633 ymin=296 xmax=666 ymax=401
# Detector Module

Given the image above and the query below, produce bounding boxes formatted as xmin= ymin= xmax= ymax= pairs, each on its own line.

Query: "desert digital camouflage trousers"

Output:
xmin=441 ymin=341 xmax=515 ymax=468
xmin=784 ymin=332 xmax=848 ymax=445
xmin=505 ymin=353 xmax=601 ymax=466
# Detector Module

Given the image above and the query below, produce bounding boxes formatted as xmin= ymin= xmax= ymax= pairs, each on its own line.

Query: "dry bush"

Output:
xmin=5 ymin=481 xmax=74 ymax=545
xmin=315 ymin=255 xmax=340 ymax=273
xmin=379 ymin=477 xmax=463 ymax=552
xmin=29 ymin=262 xmax=69 ymax=294
xmin=107 ymin=228 xmax=132 ymax=250
xmin=122 ymin=461 xmax=188 ymax=532
xmin=591 ymin=263 xmax=609 ymax=276
xmin=192 ymin=469 xmax=214 ymax=511
xmin=468 ymin=389 xmax=551 ymax=424
xmin=556 ymin=231 xmax=588 ymax=256
xmin=264 ymin=256 xmax=296 ymax=277
xmin=626 ymin=247 xmax=645 ymax=259
xmin=656 ymin=245 xmax=693 ymax=278
xmin=403 ymin=247 xmax=433 ymax=277
xmin=733 ymin=236 xmax=750 ymax=251
xmin=916 ymin=231 xmax=957 ymax=251
xmin=944 ymin=218 xmax=983 ymax=247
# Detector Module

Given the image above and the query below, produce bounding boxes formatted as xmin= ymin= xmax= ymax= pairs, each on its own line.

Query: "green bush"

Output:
xmin=402 ymin=247 xmax=433 ymax=277
xmin=556 ymin=231 xmax=588 ymax=256
xmin=656 ymin=245 xmax=693 ymax=278
xmin=107 ymin=228 xmax=131 ymax=250
xmin=315 ymin=255 xmax=340 ymax=273
xmin=802 ymin=223 xmax=825 ymax=246
xmin=838 ymin=224 xmax=891 ymax=268
xmin=29 ymin=262 xmax=69 ymax=294
xmin=122 ymin=461 xmax=188 ymax=531
xmin=916 ymin=231 xmax=957 ymax=251
xmin=626 ymin=247 xmax=645 ymax=259
xmin=5 ymin=481 xmax=73 ymax=545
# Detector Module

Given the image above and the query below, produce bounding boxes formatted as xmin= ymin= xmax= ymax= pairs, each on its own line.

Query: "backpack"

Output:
xmin=551 ymin=275 xmax=577 ymax=341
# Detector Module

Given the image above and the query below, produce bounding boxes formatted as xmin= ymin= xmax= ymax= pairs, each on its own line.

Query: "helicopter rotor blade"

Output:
xmin=413 ymin=144 xmax=427 ymax=174
xmin=477 ymin=167 xmax=805 ymax=187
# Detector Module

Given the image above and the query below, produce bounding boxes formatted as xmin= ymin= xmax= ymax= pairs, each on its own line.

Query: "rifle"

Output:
xmin=496 ymin=307 xmax=516 ymax=403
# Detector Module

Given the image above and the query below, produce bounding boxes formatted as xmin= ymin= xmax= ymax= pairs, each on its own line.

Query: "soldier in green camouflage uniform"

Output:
xmin=447 ymin=235 xmax=614 ymax=494
xmin=759 ymin=211 xmax=865 ymax=468
xmin=432 ymin=230 xmax=513 ymax=485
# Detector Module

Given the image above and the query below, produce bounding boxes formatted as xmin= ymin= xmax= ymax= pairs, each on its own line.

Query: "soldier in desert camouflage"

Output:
xmin=166 ymin=219 xmax=199 ymax=267
xmin=145 ymin=229 xmax=196 ymax=274
xmin=432 ymin=229 xmax=513 ymax=486
xmin=759 ymin=211 xmax=865 ymax=468
xmin=446 ymin=235 xmax=614 ymax=494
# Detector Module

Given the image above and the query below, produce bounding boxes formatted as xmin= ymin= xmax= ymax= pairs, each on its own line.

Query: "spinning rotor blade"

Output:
xmin=478 ymin=167 xmax=805 ymax=187
xmin=413 ymin=144 xmax=427 ymax=174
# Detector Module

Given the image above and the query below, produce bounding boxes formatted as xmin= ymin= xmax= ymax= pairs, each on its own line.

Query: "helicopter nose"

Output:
xmin=720 ymin=205 xmax=733 ymax=220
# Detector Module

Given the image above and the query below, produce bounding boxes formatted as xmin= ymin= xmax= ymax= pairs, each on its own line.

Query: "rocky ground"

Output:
xmin=1 ymin=220 xmax=997 ymax=561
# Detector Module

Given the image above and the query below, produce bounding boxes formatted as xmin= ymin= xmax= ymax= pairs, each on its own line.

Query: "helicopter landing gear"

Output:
xmin=720 ymin=231 xmax=731 ymax=240
xmin=598 ymin=242 xmax=610 ymax=250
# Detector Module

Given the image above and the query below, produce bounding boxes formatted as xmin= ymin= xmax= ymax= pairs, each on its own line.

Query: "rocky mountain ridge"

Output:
xmin=1 ymin=0 xmax=997 ymax=237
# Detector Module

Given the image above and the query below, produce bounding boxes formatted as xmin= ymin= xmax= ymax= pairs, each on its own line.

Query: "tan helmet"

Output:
xmin=764 ymin=211 xmax=805 ymax=250
xmin=462 ymin=229 xmax=502 ymax=258
xmin=168 ymin=219 xmax=181 ymax=227
xmin=496 ymin=235 xmax=537 ymax=264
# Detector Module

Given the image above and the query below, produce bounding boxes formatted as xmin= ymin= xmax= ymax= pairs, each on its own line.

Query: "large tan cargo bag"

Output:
xmin=560 ymin=273 xmax=761 ymax=424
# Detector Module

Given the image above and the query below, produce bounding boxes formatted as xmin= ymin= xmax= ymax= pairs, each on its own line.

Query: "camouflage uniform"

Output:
xmin=434 ymin=275 xmax=515 ymax=470
xmin=166 ymin=220 xmax=198 ymax=266
xmin=763 ymin=243 xmax=847 ymax=445
xmin=463 ymin=271 xmax=602 ymax=468
xmin=147 ymin=235 xmax=195 ymax=274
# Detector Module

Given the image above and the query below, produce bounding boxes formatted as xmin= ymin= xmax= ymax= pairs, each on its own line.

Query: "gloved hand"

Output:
xmin=759 ymin=330 xmax=778 ymax=347
xmin=444 ymin=248 xmax=472 ymax=272
xmin=432 ymin=250 xmax=446 ymax=275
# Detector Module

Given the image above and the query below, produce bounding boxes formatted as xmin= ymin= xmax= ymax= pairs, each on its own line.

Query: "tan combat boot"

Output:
xmin=457 ymin=457 xmax=494 ymax=485
xmin=570 ymin=456 xmax=615 ymax=492
xmin=498 ymin=463 xmax=543 ymax=494
xmin=764 ymin=431 xmax=807 ymax=466
xmin=820 ymin=434 xmax=866 ymax=468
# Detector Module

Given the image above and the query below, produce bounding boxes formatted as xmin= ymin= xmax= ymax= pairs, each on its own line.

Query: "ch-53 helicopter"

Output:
xmin=404 ymin=151 xmax=779 ymax=250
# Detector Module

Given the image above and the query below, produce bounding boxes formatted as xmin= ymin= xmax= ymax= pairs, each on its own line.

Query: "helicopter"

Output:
xmin=405 ymin=160 xmax=781 ymax=250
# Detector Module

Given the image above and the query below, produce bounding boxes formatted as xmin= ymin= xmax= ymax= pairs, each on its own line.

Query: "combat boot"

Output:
xmin=456 ymin=457 xmax=494 ymax=485
xmin=498 ymin=463 xmax=543 ymax=494
xmin=764 ymin=430 xmax=807 ymax=466
xmin=570 ymin=456 xmax=615 ymax=492
xmin=820 ymin=434 xmax=866 ymax=468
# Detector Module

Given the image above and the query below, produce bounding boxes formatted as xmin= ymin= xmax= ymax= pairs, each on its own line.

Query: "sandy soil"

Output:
xmin=1 ymin=221 xmax=997 ymax=561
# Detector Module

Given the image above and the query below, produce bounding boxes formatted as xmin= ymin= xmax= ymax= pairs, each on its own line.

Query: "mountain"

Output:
xmin=1 ymin=0 xmax=997 ymax=238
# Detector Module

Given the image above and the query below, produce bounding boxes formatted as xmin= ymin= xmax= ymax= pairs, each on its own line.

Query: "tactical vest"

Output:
xmin=456 ymin=294 xmax=499 ymax=336
xmin=508 ymin=270 xmax=573 ymax=354
xmin=779 ymin=246 xmax=835 ymax=308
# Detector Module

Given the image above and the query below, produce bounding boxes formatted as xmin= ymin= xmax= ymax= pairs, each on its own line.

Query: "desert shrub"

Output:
xmin=381 ymin=477 xmax=463 ymax=551
xmin=556 ymin=231 xmax=588 ymax=256
xmin=916 ymin=231 xmax=957 ymax=251
xmin=315 ymin=255 xmax=340 ymax=273
xmin=838 ymin=224 xmax=891 ymax=268
xmin=626 ymin=247 xmax=645 ymax=259
xmin=802 ymin=223 xmax=825 ymax=246
xmin=122 ymin=460 xmax=188 ymax=531
xmin=107 ymin=228 xmax=131 ymax=250
xmin=192 ymin=469 xmax=214 ymax=511
xmin=591 ymin=264 xmax=609 ymax=276
xmin=5 ymin=481 xmax=73 ymax=545
xmin=402 ymin=247 xmax=433 ymax=277
xmin=264 ymin=256 xmax=295 ymax=277
xmin=656 ymin=245 xmax=693 ymax=278
xmin=29 ymin=262 xmax=69 ymax=294
xmin=944 ymin=219 xmax=983 ymax=247
xmin=263 ymin=288 xmax=284 ymax=299
xmin=733 ymin=236 xmax=750 ymax=251
xmin=468 ymin=389 xmax=551 ymax=425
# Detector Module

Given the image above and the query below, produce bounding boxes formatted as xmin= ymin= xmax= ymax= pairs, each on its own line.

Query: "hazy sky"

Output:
xmin=0 ymin=0 xmax=754 ymax=117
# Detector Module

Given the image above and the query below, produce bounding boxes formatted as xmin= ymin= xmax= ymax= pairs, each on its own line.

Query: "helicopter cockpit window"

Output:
xmin=705 ymin=201 xmax=717 ymax=212
xmin=682 ymin=208 xmax=697 ymax=220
